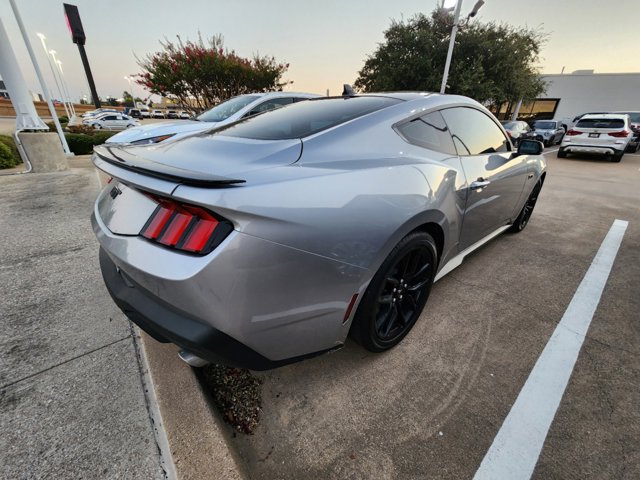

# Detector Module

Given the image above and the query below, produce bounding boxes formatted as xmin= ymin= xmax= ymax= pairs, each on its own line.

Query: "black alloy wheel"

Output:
xmin=509 ymin=179 xmax=543 ymax=233
xmin=350 ymin=232 xmax=437 ymax=352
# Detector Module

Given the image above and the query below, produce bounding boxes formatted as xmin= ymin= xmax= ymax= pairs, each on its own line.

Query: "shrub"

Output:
xmin=59 ymin=115 xmax=69 ymax=123
xmin=0 ymin=134 xmax=21 ymax=165
xmin=91 ymin=131 xmax=117 ymax=145
xmin=65 ymin=133 xmax=95 ymax=155
xmin=46 ymin=121 xmax=68 ymax=131
xmin=64 ymin=131 xmax=117 ymax=155
xmin=0 ymin=142 xmax=18 ymax=169
xmin=66 ymin=124 xmax=96 ymax=135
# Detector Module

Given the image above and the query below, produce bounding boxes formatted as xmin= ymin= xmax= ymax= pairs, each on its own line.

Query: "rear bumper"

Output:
xmin=561 ymin=144 xmax=622 ymax=155
xmin=99 ymin=247 xmax=335 ymax=370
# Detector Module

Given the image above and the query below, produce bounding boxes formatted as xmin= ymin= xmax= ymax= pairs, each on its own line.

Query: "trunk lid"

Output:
xmin=115 ymin=133 xmax=302 ymax=177
xmin=94 ymin=133 xmax=302 ymax=235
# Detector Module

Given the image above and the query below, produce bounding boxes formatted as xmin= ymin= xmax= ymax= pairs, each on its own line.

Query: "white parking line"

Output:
xmin=473 ymin=219 xmax=628 ymax=480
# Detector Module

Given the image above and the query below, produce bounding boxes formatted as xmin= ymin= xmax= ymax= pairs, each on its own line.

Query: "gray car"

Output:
xmin=531 ymin=119 xmax=565 ymax=147
xmin=91 ymin=93 xmax=546 ymax=370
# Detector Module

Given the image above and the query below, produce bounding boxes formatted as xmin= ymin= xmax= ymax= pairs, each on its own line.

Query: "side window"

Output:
xmin=395 ymin=111 xmax=456 ymax=155
xmin=247 ymin=97 xmax=294 ymax=116
xmin=440 ymin=107 xmax=510 ymax=155
xmin=104 ymin=115 xmax=117 ymax=121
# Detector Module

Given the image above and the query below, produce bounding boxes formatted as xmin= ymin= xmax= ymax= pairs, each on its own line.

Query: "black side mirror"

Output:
xmin=517 ymin=139 xmax=544 ymax=155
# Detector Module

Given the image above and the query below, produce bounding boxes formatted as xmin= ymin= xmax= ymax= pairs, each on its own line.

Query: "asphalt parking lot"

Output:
xmin=221 ymin=147 xmax=640 ymax=479
xmin=1 ymin=146 xmax=638 ymax=479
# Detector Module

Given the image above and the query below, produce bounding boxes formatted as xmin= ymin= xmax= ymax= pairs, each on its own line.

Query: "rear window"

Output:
xmin=217 ymin=96 xmax=402 ymax=140
xmin=576 ymin=118 xmax=625 ymax=129
xmin=533 ymin=121 xmax=556 ymax=129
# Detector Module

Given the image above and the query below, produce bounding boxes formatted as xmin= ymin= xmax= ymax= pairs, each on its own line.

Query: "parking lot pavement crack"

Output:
xmin=583 ymin=335 xmax=638 ymax=358
xmin=0 ymin=335 xmax=130 ymax=390
xmin=0 ymin=243 xmax=95 ymax=269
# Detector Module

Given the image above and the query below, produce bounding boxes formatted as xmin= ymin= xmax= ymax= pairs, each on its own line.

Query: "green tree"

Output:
xmin=122 ymin=91 xmax=135 ymax=107
xmin=354 ymin=10 xmax=546 ymax=108
xmin=136 ymin=34 xmax=290 ymax=112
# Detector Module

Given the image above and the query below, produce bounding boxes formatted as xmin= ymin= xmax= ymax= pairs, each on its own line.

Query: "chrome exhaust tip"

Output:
xmin=178 ymin=350 xmax=210 ymax=368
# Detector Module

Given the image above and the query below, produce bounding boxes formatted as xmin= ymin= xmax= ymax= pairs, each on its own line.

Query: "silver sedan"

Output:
xmin=91 ymin=93 xmax=546 ymax=370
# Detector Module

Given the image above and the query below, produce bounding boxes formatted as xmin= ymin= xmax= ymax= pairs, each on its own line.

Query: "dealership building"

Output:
xmin=498 ymin=71 xmax=640 ymax=125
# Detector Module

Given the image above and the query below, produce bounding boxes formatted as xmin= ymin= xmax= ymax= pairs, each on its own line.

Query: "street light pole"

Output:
xmin=8 ymin=0 xmax=70 ymax=154
xmin=439 ymin=0 xmax=485 ymax=95
xmin=440 ymin=0 xmax=464 ymax=94
xmin=36 ymin=34 xmax=70 ymax=118
xmin=50 ymin=52 xmax=75 ymax=116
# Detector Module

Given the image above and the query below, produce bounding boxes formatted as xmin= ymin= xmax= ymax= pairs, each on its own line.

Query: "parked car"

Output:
xmin=559 ymin=112 xmax=608 ymax=132
xmin=613 ymin=111 xmax=640 ymax=152
xmin=128 ymin=109 xmax=143 ymax=119
xmin=83 ymin=113 xmax=139 ymax=130
xmin=166 ymin=110 xmax=179 ymax=119
xmin=152 ymin=109 xmax=165 ymax=119
xmin=92 ymin=92 xmax=546 ymax=369
xmin=501 ymin=120 xmax=533 ymax=146
xmin=530 ymin=120 xmax=565 ymax=147
xmin=139 ymin=107 xmax=151 ymax=119
xmin=179 ymin=110 xmax=192 ymax=119
xmin=82 ymin=108 xmax=119 ymax=119
xmin=558 ymin=113 xmax=633 ymax=161
xmin=106 ymin=92 xmax=320 ymax=145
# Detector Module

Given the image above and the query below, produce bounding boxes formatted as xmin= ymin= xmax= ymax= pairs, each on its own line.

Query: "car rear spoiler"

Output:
xmin=93 ymin=145 xmax=246 ymax=187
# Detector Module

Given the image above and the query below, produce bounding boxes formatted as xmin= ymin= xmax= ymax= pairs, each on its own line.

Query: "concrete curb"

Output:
xmin=138 ymin=331 xmax=246 ymax=480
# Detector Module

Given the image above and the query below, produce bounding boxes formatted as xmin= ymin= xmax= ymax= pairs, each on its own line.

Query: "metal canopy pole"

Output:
xmin=8 ymin=0 xmax=71 ymax=154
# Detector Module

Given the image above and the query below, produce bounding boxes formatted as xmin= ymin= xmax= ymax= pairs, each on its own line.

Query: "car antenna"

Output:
xmin=342 ymin=84 xmax=356 ymax=96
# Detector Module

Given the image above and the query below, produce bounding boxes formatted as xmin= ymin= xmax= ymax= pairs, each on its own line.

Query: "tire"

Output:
xmin=509 ymin=179 xmax=543 ymax=233
xmin=611 ymin=150 xmax=623 ymax=163
xmin=93 ymin=124 xmax=102 ymax=130
xmin=557 ymin=148 xmax=567 ymax=158
xmin=349 ymin=232 xmax=437 ymax=352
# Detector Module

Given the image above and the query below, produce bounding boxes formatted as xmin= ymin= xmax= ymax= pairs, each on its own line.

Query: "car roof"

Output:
xmin=580 ymin=113 xmax=628 ymax=120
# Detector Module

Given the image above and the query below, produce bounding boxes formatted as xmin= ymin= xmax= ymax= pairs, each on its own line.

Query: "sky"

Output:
xmin=1 ymin=0 xmax=639 ymax=103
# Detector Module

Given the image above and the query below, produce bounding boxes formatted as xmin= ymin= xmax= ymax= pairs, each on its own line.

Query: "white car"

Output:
xmin=152 ymin=109 xmax=165 ymax=119
xmin=558 ymin=113 xmax=633 ymax=162
xmin=139 ymin=107 xmax=151 ymax=118
xmin=106 ymin=91 xmax=320 ymax=145
xmin=83 ymin=113 xmax=140 ymax=131
xmin=179 ymin=110 xmax=191 ymax=119
xmin=81 ymin=108 xmax=119 ymax=119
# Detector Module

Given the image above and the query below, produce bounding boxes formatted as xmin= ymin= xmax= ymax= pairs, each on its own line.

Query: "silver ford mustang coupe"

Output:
xmin=91 ymin=93 xmax=546 ymax=370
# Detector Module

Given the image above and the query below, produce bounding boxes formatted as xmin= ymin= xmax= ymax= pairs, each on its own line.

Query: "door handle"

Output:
xmin=470 ymin=179 xmax=490 ymax=190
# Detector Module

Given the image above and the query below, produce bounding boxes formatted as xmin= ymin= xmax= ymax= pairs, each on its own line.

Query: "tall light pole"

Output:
xmin=36 ymin=33 xmax=70 ymax=118
xmin=439 ymin=0 xmax=485 ymax=94
xmin=50 ymin=51 xmax=75 ymax=116
xmin=8 ymin=0 xmax=70 ymax=154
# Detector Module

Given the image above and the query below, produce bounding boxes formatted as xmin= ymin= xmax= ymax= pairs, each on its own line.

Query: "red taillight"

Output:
xmin=140 ymin=194 xmax=231 ymax=255
xmin=142 ymin=203 xmax=175 ymax=240
xmin=158 ymin=210 xmax=193 ymax=246
xmin=565 ymin=129 xmax=582 ymax=136
xmin=607 ymin=130 xmax=630 ymax=138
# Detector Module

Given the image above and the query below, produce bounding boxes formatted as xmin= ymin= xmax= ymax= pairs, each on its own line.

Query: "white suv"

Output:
xmin=558 ymin=113 xmax=633 ymax=162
